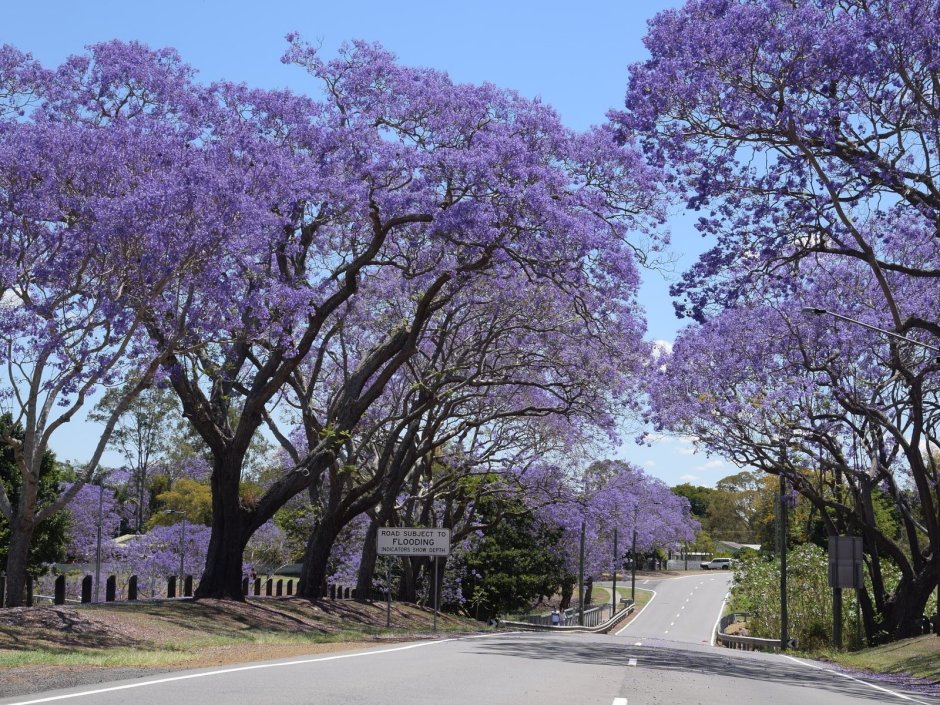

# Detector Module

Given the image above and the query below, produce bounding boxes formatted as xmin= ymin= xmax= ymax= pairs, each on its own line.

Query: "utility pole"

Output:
xmin=778 ymin=473 xmax=789 ymax=650
xmin=631 ymin=504 xmax=639 ymax=601
xmin=611 ymin=527 xmax=618 ymax=615
xmin=94 ymin=483 xmax=103 ymax=603
xmin=578 ymin=516 xmax=586 ymax=626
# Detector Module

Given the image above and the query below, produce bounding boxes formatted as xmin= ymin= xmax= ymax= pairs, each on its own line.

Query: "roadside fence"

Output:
xmin=715 ymin=612 xmax=785 ymax=652
xmin=0 ymin=572 xmax=361 ymax=607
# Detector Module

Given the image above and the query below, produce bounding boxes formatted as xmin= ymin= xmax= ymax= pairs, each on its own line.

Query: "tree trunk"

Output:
xmin=3 ymin=513 xmax=36 ymax=607
xmin=559 ymin=576 xmax=575 ymax=610
xmin=398 ymin=555 xmax=418 ymax=603
xmin=356 ymin=519 xmax=381 ymax=599
xmin=877 ymin=563 xmax=938 ymax=641
xmin=136 ymin=469 xmax=146 ymax=534
xmin=297 ymin=519 xmax=341 ymax=600
xmin=193 ymin=457 xmax=249 ymax=601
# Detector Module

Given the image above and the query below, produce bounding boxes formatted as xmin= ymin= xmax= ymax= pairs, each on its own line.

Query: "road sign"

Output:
xmin=377 ymin=527 xmax=451 ymax=556
xmin=828 ymin=536 xmax=863 ymax=589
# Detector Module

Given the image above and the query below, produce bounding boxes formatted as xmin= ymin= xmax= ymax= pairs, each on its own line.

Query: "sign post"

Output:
xmin=377 ymin=528 xmax=451 ymax=632
xmin=386 ymin=558 xmax=391 ymax=629
xmin=828 ymin=536 xmax=863 ymax=649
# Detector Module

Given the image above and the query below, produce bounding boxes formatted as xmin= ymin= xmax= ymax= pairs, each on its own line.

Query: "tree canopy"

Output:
xmin=623 ymin=0 xmax=940 ymax=641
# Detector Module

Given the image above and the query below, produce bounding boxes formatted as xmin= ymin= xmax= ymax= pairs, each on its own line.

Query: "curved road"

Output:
xmin=2 ymin=574 xmax=936 ymax=705
xmin=615 ymin=571 xmax=732 ymax=644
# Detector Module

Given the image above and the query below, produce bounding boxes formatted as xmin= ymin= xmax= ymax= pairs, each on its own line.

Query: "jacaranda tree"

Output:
xmin=621 ymin=0 xmax=940 ymax=640
xmin=646 ymin=259 xmax=938 ymax=640
xmin=0 ymin=36 xmax=665 ymax=602
xmin=0 ymin=42 xmax=216 ymax=605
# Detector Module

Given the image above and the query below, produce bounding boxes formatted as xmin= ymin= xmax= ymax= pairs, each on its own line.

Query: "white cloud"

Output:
xmin=652 ymin=339 xmax=674 ymax=356
xmin=643 ymin=460 xmax=656 ymax=467
xmin=698 ymin=459 xmax=726 ymax=470
xmin=679 ymin=446 xmax=697 ymax=455
xmin=679 ymin=474 xmax=698 ymax=483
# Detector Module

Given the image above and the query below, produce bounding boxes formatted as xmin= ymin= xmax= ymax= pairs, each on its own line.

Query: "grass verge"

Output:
xmin=591 ymin=585 xmax=653 ymax=613
xmin=0 ymin=598 xmax=483 ymax=670
xmin=810 ymin=635 xmax=939 ymax=683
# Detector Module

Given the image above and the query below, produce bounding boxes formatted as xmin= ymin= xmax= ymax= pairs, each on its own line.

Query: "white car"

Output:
xmin=701 ymin=558 xmax=733 ymax=570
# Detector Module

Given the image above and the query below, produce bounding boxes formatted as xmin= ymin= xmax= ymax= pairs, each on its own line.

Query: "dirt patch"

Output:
xmin=0 ymin=597 xmax=483 ymax=699
xmin=723 ymin=619 xmax=750 ymax=636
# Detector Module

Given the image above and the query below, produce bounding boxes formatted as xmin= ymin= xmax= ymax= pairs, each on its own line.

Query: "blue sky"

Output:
xmin=2 ymin=1 xmax=735 ymax=487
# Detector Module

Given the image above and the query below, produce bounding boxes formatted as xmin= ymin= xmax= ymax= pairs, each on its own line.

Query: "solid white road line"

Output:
xmin=633 ymin=642 xmax=642 ymax=646
xmin=3 ymin=634 xmax=502 ymax=705
xmin=613 ymin=698 xmax=628 ymax=705
xmin=614 ymin=588 xmax=657 ymax=636
xmin=709 ymin=592 xmax=730 ymax=646
xmin=782 ymin=655 xmax=932 ymax=705
xmin=627 ymin=658 xmax=637 ymax=667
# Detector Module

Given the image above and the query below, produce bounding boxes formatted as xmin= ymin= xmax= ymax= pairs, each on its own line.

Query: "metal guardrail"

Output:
xmin=715 ymin=612 xmax=783 ymax=652
xmin=501 ymin=600 xmax=635 ymax=634
xmin=514 ymin=604 xmax=613 ymax=627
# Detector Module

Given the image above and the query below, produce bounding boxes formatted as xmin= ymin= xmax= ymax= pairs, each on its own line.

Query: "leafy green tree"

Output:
xmin=461 ymin=497 xmax=564 ymax=621
xmin=147 ymin=478 xmax=213 ymax=527
xmin=274 ymin=502 xmax=315 ymax=563
xmin=671 ymin=483 xmax=712 ymax=518
xmin=673 ymin=480 xmax=757 ymax=546
xmin=90 ymin=384 xmax=179 ymax=532
xmin=0 ymin=415 xmax=69 ymax=577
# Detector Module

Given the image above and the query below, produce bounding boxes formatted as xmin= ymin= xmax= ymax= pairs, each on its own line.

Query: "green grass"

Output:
xmin=590 ymin=586 xmax=653 ymax=613
xmin=0 ymin=625 xmax=417 ymax=669
xmin=810 ymin=635 xmax=940 ymax=683
xmin=0 ymin=598 xmax=484 ymax=670
xmin=0 ymin=647 xmax=199 ymax=669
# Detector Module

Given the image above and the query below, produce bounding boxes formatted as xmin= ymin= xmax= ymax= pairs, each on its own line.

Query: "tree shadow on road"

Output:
xmin=471 ymin=636 xmax=940 ymax=704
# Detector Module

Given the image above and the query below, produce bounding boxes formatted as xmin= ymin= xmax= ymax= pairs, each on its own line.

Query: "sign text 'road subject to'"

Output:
xmin=377 ymin=528 xmax=451 ymax=556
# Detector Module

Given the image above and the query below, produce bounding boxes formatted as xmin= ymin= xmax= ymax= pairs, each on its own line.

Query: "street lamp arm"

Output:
xmin=899 ymin=316 xmax=940 ymax=345
xmin=801 ymin=307 xmax=940 ymax=353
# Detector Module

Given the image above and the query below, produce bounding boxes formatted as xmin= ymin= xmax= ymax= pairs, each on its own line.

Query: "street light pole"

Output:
xmin=611 ymin=527 xmax=618 ymax=615
xmin=179 ymin=518 xmax=186 ymax=589
xmin=631 ymin=523 xmax=637 ymax=602
xmin=578 ymin=515 xmax=586 ymax=626
xmin=801 ymin=307 xmax=940 ymax=353
xmin=778 ymin=473 xmax=789 ymax=650
xmin=630 ymin=503 xmax=641 ymax=601
xmin=94 ymin=483 xmax=103 ymax=603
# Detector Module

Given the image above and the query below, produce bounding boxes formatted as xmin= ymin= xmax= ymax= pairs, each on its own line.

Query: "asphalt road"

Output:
xmin=615 ymin=571 xmax=732 ymax=644
xmin=3 ymin=573 xmax=937 ymax=705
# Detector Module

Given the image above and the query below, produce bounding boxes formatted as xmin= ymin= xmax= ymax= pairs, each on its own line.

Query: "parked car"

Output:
xmin=700 ymin=558 xmax=733 ymax=570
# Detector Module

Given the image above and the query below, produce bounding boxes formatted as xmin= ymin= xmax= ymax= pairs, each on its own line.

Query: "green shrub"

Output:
xmin=730 ymin=544 xmax=866 ymax=650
